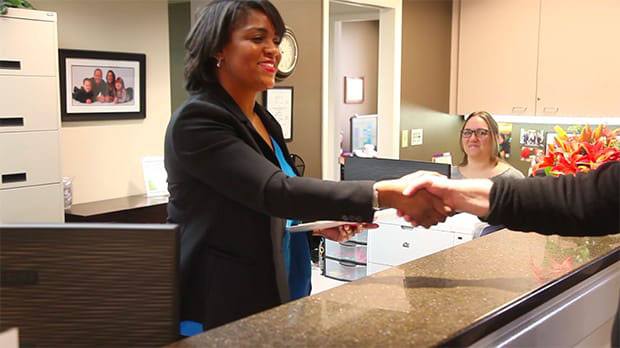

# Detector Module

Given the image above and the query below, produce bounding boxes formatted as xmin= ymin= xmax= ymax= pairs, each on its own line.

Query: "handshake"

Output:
xmin=373 ymin=171 xmax=493 ymax=228
xmin=314 ymin=171 xmax=495 ymax=242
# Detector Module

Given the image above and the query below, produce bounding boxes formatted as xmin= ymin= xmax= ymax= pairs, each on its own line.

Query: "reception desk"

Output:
xmin=167 ymin=230 xmax=619 ymax=347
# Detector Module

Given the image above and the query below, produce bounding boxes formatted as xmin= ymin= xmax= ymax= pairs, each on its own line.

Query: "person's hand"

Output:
xmin=313 ymin=222 xmax=378 ymax=242
xmin=374 ymin=178 xmax=452 ymax=228
xmin=397 ymin=173 xmax=494 ymax=221
xmin=395 ymin=173 xmax=453 ymax=224
xmin=401 ymin=172 xmax=454 ymax=205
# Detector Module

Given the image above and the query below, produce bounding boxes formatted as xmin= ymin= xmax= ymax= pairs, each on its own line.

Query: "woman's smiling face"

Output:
xmin=462 ymin=116 xmax=492 ymax=160
xmin=217 ymin=9 xmax=281 ymax=92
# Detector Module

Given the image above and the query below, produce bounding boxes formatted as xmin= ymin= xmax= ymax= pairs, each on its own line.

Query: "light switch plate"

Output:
xmin=401 ymin=130 xmax=409 ymax=148
xmin=411 ymin=129 xmax=423 ymax=146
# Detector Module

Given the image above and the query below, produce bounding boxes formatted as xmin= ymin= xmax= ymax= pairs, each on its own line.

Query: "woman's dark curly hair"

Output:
xmin=184 ymin=0 xmax=285 ymax=93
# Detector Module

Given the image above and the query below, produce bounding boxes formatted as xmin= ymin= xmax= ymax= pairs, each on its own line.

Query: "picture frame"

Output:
xmin=344 ymin=76 xmax=364 ymax=104
xmin=263 ymin=86 xmax=294 ymax=141
xmin=58 ymin=49 xmax=146 ymax=121
xmin=141 ymin=156 xmax=169 ymax=197
xmin=350 ymin=114 xmax=378 ymax=152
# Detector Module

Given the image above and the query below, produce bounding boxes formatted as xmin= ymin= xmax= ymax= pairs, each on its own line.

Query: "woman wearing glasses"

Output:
xmin=452 ymin=111 xmax=523 ymax=237
xmin=453 ymin=111 xmax=524 ymax=180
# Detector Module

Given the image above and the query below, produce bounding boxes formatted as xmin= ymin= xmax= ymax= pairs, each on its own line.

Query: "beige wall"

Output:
xmin=169 ymin=1 xmax=191 ymax=113
xmin=272 ymin=0 xmax=323 ymax=178
xmin=400 ymin=0 xmax=463 ymax=163
xmin=190 ymin=0 xmax=324 ymax=178
xmin=33 ymin=0 xmax=171 ymax=203
xmin=336 ymin=20 xmax=379 ymax=152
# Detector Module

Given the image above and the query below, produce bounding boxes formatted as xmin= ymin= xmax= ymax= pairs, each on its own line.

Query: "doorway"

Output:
xmin=322 ymin=0 xmax=402 ymax=180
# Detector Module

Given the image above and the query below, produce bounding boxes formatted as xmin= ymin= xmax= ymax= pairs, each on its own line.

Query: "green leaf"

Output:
xmin=1 ymin=0 xmax=35 ymax=10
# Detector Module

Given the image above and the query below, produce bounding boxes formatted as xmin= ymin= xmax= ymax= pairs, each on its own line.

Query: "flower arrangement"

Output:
xmin=528 ymin=124 xmax=620 ymax=283
xmin=532 ymin=124 xmax=620 ymax=176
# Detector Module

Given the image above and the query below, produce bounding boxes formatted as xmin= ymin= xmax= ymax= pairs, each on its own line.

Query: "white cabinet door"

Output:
xmin=368 ymin=224 xmax=455 ymax=267
xmin=368 ymin=224 xmax=416 ymax=266
xmin=367 ymin=262 xmax=392 ymax=276
xmin=0 ymin=183 xmax=64 ymax=223
xmin=453 ymin=233 xmax=474 ymax=246
xmin=536 ymin=0 xmax=620 ymax=117
xmin=457 ymin=0 xmax=540 ymax=116
xmin=409 ymin=228 xmax=455 ymax=259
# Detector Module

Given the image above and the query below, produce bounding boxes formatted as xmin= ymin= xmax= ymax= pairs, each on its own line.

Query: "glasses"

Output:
xmin=462 ymin=128 xmax=490 ymax=138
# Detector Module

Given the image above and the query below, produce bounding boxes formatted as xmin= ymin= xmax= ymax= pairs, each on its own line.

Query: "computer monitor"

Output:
xmin=343 ymin=157 xmax=451 ymax=181
xmin=0 ymin=223 xmax=179 ymax=347
xmin=350 ymin=114 xmax=378 ymax=152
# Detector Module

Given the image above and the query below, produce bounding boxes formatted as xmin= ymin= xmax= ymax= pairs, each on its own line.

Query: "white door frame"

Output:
xmin=322 ymin=0 xmax=402 ymax=180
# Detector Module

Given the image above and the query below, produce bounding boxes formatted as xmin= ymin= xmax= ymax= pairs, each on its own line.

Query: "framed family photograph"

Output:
xmin=58 ymin=49 xmax=146 ymax=121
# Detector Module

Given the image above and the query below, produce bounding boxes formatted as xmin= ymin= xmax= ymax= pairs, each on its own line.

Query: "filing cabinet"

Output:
xmin=366 ymin=210 xmax=480 ymax=274
xmin=0 ymin=8 xmax=63 ymax=223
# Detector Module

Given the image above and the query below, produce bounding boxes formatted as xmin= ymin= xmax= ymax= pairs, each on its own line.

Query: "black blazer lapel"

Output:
xmin=199 ymin=84 xmax=280 ymax=164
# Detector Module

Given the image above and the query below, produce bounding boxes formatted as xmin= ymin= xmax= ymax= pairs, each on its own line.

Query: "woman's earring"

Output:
xmin=216 ymin=58 xmax=222 ymax=68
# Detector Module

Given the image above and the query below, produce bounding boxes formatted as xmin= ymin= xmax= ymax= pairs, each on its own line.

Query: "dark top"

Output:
xmin=488 ymin=161 xmax=620 ymax=235
xmin=164 ymin=82 xmax=375 ymax=329
xmin=72 ymin=86 xmax=94 ymax=103
xmin=90 ymin=78 xmax=107 ymax=98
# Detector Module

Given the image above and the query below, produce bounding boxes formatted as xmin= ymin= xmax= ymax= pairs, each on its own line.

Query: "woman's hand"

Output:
xmin=313 ymin=223 xmax=379 ymax=242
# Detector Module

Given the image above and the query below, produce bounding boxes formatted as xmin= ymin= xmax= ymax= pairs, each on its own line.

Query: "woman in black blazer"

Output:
xmin=164 ymin=0 xmax=449 ymax=333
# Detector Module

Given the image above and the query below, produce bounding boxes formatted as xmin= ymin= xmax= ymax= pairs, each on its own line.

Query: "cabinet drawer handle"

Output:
xmin=0 ymin=117 xmax=24 ymax=127
xmin=338 ymin=260 xmax=358 ymax=268
xmin=402 ymin=242 xmax=410 ymax=248
xmin=543 ymin=107 xmax=559 ymax=113
xmin=511 ymin=106 xmax=527 ymax=113
xmin=0 ymin=60 xmax=21 ymax=70
xmin=2 ymin=172 xmax=27 ymax=184
xmin=400 ymin=225 xmax=414 ymax=230
xmin=457 ymin=236 xmax=463 ymax=240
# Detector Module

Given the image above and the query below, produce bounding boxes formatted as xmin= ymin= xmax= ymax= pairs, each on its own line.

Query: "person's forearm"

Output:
xmin=447 ymin=179 xmax=493 ymax=217
xmin=487 ymin=163 xmax=620 ymax=235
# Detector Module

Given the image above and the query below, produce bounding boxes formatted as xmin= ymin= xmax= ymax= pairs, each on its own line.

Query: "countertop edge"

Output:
xmin=438 ymin=246 xmax=620 ymax=347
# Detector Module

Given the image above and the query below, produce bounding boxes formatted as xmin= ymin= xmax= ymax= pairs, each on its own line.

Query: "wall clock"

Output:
xmin=277 ymin=27 xmax=298 ymax=81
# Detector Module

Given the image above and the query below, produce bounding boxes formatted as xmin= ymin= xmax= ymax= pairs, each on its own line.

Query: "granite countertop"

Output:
xmin=168 ymin=230 xmax=620 ymax=347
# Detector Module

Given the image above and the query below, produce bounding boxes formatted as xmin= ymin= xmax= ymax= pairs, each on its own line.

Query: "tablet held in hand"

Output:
xmin=286 ymin=221 xmax=351 ymax=233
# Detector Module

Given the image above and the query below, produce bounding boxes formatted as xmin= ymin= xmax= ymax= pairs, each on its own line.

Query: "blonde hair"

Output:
xmin=459 ymin=111 xmax=500 ymax=166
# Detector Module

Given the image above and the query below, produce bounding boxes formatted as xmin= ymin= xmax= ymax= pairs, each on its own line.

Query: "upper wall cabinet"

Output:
xmin=457 ymin=0 xmax=539 ymax=116
xmin=456 ymin=0 xmax=620 ymax=117
xmin=536 ymin=0 xmax=620 ymax=117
